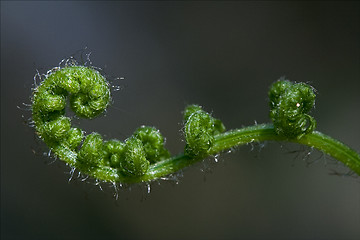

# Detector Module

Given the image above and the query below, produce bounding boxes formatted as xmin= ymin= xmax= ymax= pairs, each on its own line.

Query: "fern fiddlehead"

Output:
xmin=31 ymin=64 xmax=360 ymax=185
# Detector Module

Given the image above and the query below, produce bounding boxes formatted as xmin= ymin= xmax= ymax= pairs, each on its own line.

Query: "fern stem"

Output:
xmin=133 ymin=124 xmax=360 ymax=183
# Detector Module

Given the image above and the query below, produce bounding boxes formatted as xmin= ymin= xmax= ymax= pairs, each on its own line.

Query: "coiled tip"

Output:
xmin=269 ymin=79 xmax=316 ymax=139
xmin=184 ymin=105 xmax=226 ymax=157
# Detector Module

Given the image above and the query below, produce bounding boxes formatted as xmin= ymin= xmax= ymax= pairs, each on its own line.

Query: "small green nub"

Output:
xmin=103 ymin=140 xmax=125 ymax=168
xmin=41 ymin=116 xmax=71 ymax=144
xmin=269 ymin=79 xmax=316 ymax=139
xmin=133 ymin=126 xmax=170 ymax=163
xmin=78 ymin=133 xmax=105 ymax=167
xmin=34 ymin=91 xmax=67 ymax=113
xmin=213 ymin=118 xmax=226 ymax=135
xmin=66 ymin=128 xmax=84 ymax=149
xmin=52 ymin=70 xmax=81 ymax=94
xmin=184 ymin=105 xmax=225 ymax=157
xmin=121 ymin=137 xmax=150 ymax=177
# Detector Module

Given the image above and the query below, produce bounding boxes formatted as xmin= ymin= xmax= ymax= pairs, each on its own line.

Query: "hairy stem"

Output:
xmin=128 ymin=123 xmax=360 ymax=183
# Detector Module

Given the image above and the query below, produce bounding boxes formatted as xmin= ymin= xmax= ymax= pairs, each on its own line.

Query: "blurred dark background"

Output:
xmin=1 ymin=1 xmax=360 ymax=240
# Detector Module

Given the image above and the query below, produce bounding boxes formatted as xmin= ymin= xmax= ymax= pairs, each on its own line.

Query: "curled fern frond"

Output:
xmin=32 ymin=65 xmax=170 ymax=182
xmin=31 ymin=64 xmax=360 ymax=186
xmin=269 ymin=79 xmax=316 ymax=139
xmin=184 ymin=105 xmax=225 ymax=158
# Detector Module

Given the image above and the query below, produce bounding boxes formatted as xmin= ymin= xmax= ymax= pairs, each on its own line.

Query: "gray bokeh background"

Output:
xmin=1 ymin=1 xmax=360 ymax=240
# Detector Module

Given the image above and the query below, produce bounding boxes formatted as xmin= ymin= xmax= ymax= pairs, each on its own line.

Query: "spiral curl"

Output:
xmin=269 ymin=79 xmax=316 ymax=139
xmin=183 ymin=105 xmax=226 ymax=157
xmin=32 ymin=65 xmax=170 ymax=181
xmin=31 ymin=66 xmax=360 ymax=184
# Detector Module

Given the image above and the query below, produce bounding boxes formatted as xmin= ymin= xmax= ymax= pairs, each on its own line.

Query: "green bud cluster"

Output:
xmin=32 ymin=66 xmax=169 ymax=181
xmin=269 ymin=79 xmax=316 ymax=139
xmin=183 ymin=105 xmax=226 ymax=157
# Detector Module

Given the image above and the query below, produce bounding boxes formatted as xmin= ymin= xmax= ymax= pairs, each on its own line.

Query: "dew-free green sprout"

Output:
xmin=31 ymin=64 xmax=360 ymax=185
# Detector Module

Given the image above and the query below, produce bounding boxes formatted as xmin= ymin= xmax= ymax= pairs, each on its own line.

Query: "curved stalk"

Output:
xmin=124 ymin=124 xmax=360 ymax=183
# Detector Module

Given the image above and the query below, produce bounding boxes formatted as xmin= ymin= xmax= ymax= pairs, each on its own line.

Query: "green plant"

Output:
xmin=31 ymin=64 xmax=360 ymax=185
